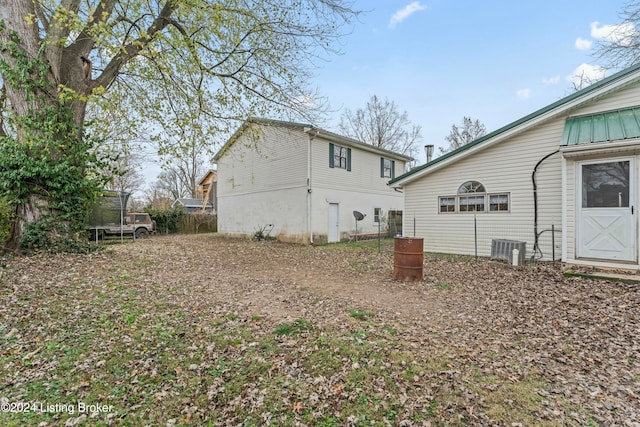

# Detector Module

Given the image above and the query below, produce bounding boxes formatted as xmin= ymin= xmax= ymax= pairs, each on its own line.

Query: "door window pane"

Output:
xmin=582 ymin=161 xmax=630 ymax=208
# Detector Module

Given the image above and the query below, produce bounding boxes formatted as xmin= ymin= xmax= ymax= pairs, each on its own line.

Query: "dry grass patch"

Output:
xmin=1 ymin=234 xmax=638 ymax=426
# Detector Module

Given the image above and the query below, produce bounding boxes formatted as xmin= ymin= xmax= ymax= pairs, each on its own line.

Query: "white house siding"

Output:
xmin=217 ymin=122 xmax=407 ymax=243
xmin=309 ymin=136 xmax=405 ymax=241
xmin=404 ymin=118 xmax=565 ymax=260
xmin=217 ymin=125 xmax=309 ymax=240
xmin=310 ymin=187 xmax=404 ymax=242
xmin=571 ymin=80 xmax=640 ymax=116
xmin=217 ymin=187 xmax=308 ymax=240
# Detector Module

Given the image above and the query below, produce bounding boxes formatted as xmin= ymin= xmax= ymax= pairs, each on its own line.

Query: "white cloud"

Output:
xmin=575 ymin=37 xmax=592 ymax=50
xmin=591 ymin=21 xmax=637 ymax=46
xmin=351 ymin=64 xmax=370 ymax=72
xmin=516 ymin=88 xmax=532 ymax=99
xmin=568 ymin=63 xmax=608 ymax=87
xmin=542 ymin=75 xmax=561 ymax=85
xmin=389 ymin=2 xmax=428 ymax=29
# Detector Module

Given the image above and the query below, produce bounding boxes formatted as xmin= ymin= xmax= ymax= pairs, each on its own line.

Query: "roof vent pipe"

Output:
xmin=424 ymin=144 xmax=434 ymax=163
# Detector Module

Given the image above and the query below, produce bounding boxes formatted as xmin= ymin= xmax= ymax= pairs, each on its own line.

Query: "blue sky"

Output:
xmin=314 ymin=0 xmax=632 ymax=163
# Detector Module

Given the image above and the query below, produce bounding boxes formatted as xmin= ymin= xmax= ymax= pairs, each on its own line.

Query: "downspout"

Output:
xmin=305 ymin=128 xmax=320 ymax=244
xmin=532 ymin=150 xmax=560 ymax=259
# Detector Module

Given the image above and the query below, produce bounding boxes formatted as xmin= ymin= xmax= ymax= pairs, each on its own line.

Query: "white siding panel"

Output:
xmin=218 ymin=126 xmax=308 ymax=196
xmin=217 ymin=125 xmax=309 ymax=239
xmin=309 ymin=135 xmax=405 ymax=241
xmin=218 ymin=187 xmax=308 ymax=241
xmin=573 ymin=81 xmax=640 ymax=115
xmin=404 ymin=78 xmax=640 ymax=264
xmin=311 ymin=187 xmax=404 ymax=242
xmin=404 ymin=117 xmax=565 ymax=260
xmin=311 ymin=137 xmax=405 ymax=195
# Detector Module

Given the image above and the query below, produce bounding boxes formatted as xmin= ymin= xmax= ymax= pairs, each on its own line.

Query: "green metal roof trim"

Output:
xmin=389 ymin=61 xmax=640 ymax=185
xmin=562 ymin=107 xmax=640 ymax=145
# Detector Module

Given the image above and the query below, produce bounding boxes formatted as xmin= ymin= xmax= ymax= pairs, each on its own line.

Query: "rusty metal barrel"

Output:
xmin=393 ymin=237 xmax=424 ymax=281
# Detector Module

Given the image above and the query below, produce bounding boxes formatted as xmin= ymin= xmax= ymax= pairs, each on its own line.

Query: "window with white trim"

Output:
xmin=439 ymin=181 xmax=509 ymax=213
xmin=459 ymin=195 xmax=485 ymax=212
xmin=439 ymin=197 xmax=455 ymax=213
xmin=489 ymin=194 xmax=509 ymax=211
xmin=334 ymin=146 xmax=348 ymax=169
xmin=459 ymin=181 xmax=486 ymax=193
xmin=374 ymin=207 xmax=382 ymax=223
xmin=380 ymin=157 xmax=395 ymax=178
xmin=329 ymin=143 xmax=351 ymax=171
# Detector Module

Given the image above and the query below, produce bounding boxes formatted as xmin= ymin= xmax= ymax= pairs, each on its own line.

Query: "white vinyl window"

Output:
xmin=459 ymin=195 xmax=485 ymax=212
xmin=334 ymin=146 xmax=348 ymax=169
xmin=374 ymin=207 xmax=382 ymax=223
xmin=439 ymin=197 xmax=455 ymax=213
xmin=329 ymin=143 xmax=351 ymax=171
xmin=489 ymin=194 xmax=509 ymax=211
xmin=380 ymin=158 xmax=395 ymax=178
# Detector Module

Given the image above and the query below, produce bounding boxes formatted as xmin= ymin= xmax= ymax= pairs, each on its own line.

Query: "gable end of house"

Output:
xmin=389 ymin=62 xmax=640 ymax=187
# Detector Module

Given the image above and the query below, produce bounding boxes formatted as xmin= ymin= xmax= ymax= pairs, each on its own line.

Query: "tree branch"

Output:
xmin=47 ymin=0 xmax=81 ymax=49
xmin=93 ymin=0 xmax=178 ymax=90
xmin=33 ymin=0 xmax=50 ymax=33
xmin=68 ymin=0 xmax=118 ymax=56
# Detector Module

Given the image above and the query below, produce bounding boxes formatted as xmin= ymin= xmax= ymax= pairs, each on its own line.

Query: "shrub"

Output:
xmin=146 ymin=207 xmax=184 ymax=234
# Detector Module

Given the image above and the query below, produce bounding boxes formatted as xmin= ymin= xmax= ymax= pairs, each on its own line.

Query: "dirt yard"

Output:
xmin=1 ymin=234 xmax=639 ymax=426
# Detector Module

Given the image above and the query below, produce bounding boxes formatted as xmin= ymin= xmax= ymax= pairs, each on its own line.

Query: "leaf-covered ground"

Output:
xmin=1 ymin=234 xmax=639 ymax=426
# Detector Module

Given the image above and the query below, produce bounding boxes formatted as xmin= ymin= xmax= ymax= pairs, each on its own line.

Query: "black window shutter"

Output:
xmin=347 ymin=148 xmax=352 ymax=171
xmin=329 ymin=143 xmax=334 ymax=168
xmin=391 ymin=160 xmax=395 ymax=179
xmin=380 ymin=157 xmax=384 ymax=177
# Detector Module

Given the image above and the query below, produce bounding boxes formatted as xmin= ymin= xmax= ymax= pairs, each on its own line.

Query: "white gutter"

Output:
xmin=304 ymin=127 xmax=319 ymax=244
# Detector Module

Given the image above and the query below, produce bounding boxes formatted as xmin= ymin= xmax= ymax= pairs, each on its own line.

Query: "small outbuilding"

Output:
xmin=171 ymin=198 xmax=214 ymax=214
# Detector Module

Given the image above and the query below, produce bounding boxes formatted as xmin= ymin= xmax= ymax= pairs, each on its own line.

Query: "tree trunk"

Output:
xmin=4 ymin=195 xmax=48 ymax=252
xmin=1 ymin=2 xmax=91 ymax=252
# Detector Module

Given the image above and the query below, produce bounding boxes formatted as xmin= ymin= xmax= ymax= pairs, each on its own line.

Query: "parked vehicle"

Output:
xmin=89 ymin=212 xmax=156 ymax=239
xmin=88 ymin=191 xmax=155 ymax=239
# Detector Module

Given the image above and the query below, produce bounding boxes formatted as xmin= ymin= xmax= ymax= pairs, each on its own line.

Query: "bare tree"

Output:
xmin=154 ymin=169 xmax=190 ymax=201
xmin=592 ymin=2 xmax=640 ymax=69
xmin=338 ymin=95 xmax=422 ymax=159
xmin=440 ymin=116 xmax=487 ymax=154
xmin=102 ymin=151 xmax=146 ymax=196
xmin=571 ymin=70 xmax=603 ymax=92
xmin=88 ymin=95 xmax=148 ymax=200
xmin=143 ymin=182 xmax=174 ymax=210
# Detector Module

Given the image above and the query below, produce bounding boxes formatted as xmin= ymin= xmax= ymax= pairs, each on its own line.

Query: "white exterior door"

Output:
xmin=328 ymin=203 xmax=339 ymax=243
xmin=577 ymin=158 xmax=636 ymax=261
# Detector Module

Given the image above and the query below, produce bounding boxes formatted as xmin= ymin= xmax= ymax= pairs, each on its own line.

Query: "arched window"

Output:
xmin=458 ymin=181 xmax=486 ymax=194
xmin=458 ymin=181 xmax=486 ymax=211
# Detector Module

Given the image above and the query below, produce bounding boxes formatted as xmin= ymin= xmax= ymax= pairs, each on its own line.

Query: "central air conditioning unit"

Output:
xmin=491 ymin=239 xmax=526 ymax=265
